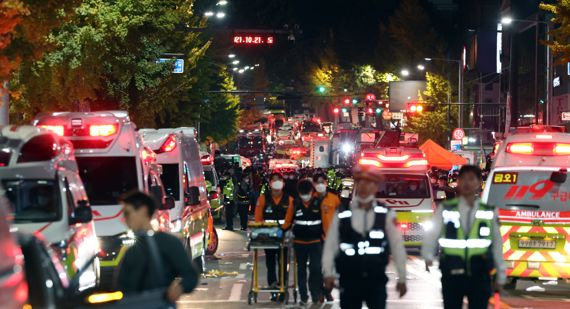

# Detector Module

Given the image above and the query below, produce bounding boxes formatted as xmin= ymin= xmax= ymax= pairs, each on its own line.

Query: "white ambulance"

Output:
xmin=482 ymin=125 xmax=570 ymax=285
xmin=358 ymin=147 xmax=436 ymax=247
xmin=33 ymin=111 xmax=175 ymax=286
xmin=141 ymin=128 xmax=216 ymax=260
xmin=0 ymin=125 xmax=99 ymax=290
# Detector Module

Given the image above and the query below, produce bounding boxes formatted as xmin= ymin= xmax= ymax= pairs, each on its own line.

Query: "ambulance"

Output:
xmin=0 ymin=126 xmax=99 ymax=290
xmin=482 ymin=125 xmax=570 ymax=286
xmin=199 ymin=152 xmax=223 ymax=224
xmin=358 ymin=147 xmax=436 ymax=247
xmin=140 ymin=129 xmax=217 ymax=260
xmin=33 ymin=111 xmax=175 ymax=286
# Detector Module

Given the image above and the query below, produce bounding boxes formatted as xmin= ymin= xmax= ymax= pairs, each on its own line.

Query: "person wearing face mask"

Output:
xmin=312 ymin=172 xmax=341 ymax=302
xmin=286 ymin=179 xmax=326 ymax=305
xmin=254 ymin=171 xmax=295 ymax=301
xmin=322 ymin=162 xmax=407 ymax=308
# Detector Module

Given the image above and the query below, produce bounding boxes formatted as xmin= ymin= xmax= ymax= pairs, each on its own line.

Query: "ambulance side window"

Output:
xmin=18 ymin=135 xmax=58 ymax=163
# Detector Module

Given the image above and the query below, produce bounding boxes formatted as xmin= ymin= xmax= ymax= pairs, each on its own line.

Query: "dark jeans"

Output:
xmin=294 ymin=242 xmax=322 ymax=302
xmin=224 ymin=200 xmax=235 ymax=229
xmin=339 ymin=277 xmax=387 ymax=309
xmin=265 ymin=248 xmax=289 ymax=288
xmin=441 ymin=274 xmax=492 ymax=309
xmin=236 ymin=200 xmax=249 ymax=229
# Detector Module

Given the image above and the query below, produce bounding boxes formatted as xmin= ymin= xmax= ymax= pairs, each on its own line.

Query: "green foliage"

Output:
xmin=541 ymin=2 xmax=570 ymax=63
xmin=198 ymin=67 xmax=240 ymax=144
xmin=10 ymin=0 xmax=209 ymax=127
xmin=406 ymin=72 xmax=456 ymax=146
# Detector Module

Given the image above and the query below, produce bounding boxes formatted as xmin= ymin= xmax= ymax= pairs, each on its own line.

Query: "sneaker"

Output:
xmin=325 ymin=292 xmax=334 ymax=302
xmin=223 ymin=227 xmax=234 ymax=231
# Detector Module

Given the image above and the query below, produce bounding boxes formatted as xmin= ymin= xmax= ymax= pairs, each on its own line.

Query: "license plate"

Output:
xmin=518 ymin=239 xmax=556 ymax=249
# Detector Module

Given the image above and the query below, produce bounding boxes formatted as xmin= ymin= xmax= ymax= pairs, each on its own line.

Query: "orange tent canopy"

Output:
xmin=419 ymin=139 xmax=467 ymax=169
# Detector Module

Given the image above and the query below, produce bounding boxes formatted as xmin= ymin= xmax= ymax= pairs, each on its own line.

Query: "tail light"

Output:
xmin=404 ymin=159 xmax=428 ymax=167
xmin=142 ymin=148 xmax=156 ymax=164
xmin=39 ymin=125 xmax=64 ymax=136
xmin=358 ymin=158 xmax=382 ymax=167
xmin=209 ymin=191 xmax=219 ymax=200
xmin=89 ymin=124 xmax=118 ymax=137
xmin=158 ymin=134 xmax=177 ymax=153
xmin=554 ymin=143 xmax=570 ymax=155
xmin=400 ymin=223 xmax=408 ymax=229
xmin=378 ymin=155 xmax=409 ymax=162
xmin=200 ymin=154 xmax=213 ymax=165
xmin=506 ymin=143 xmax=534 ymax=154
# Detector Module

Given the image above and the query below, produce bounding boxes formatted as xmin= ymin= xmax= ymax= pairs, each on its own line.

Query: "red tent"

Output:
xmin=419 ymin=139 xmax=467 ymax=169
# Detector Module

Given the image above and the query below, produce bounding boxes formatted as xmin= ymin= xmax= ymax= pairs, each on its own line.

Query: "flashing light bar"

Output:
xmin=378 ymin=154 xmax=410 ymax=162
xmin=506 ymin=142 xmax=570 ymax=156
xmin=159 ymin=134 xmax=177 ymax=153
xmin=404 ymin=159 xmax=429 ymax=167
xmin=89 ymin=124 xmax=118 ymax=137
xmin=39 ymin=125 xmax=64 ymax=136
xmin=506 ymin=143 xmax=533 ymax=154
xmin=536 ymin=134 xmax=553 ymax=140
xmin=358 ymin=158 xmax=382 ymax=167
xmin=554 ymin=143 xmax=570 ymax=155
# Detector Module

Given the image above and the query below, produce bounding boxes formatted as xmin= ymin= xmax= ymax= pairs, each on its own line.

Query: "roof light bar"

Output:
xmin=39 ymin=125 xmax=65 ymax=136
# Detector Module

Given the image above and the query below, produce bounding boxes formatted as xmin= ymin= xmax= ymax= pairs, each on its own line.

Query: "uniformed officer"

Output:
xmin=254 ymin=171 xmax=295 ymax=301
xmin=287 ymin=179 xmax=325 ymax=305
xmin=422 ymin=165 xmax=505 ymax=309
xmin=313 ymin=171 xmax=341 ymax=302
xmin=322 ymin=162 xmax=407 ymax=308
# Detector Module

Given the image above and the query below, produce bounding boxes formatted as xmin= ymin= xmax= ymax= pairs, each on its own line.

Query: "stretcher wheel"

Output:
xmin=293 ymin=290 xmax=297 ymax=303
xmin=283 ymin=291 xmax=289 ymax=304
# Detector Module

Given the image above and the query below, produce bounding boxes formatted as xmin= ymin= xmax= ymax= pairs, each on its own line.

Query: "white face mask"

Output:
xmin=355 ymin=194 xmax=375 ymax=204
xmin=271 ymin=180 xmax=284 ymax=190
xmin=315 ymin=183 xmax=327 ymax=193
xmin=300 ymin=194 xmax=312 ymax=202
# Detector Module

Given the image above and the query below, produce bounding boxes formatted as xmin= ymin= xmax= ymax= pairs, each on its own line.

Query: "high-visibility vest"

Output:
xmin=292 ymin=197 xmax=322 ymax=241
xmin=438 ymin=198 xmax=495 ymax=276
xmin=223 ymin=181 xmax=234 ymax=200
xmin=263 ymin=192 xmax=290 ymax=224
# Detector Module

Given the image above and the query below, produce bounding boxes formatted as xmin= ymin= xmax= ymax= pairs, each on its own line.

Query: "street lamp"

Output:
xmin=238 ymin=69 xmax=244 ymax=74
xmin=417 ymin=64 xmax=425 ymax=71
xmin=216 ymin=12 xmax=226 ymax=19
xmin=232 ymin=60 xmax=239 ymax=65
xmin=401 ymin=69 xmax=410 ymax=77
xmin=500 ymin=16 xmax=551 ymax=125
xmin=232 ymin=67 xmax=238 ymax=71
xmin=217 ymin=0 xmax=228 ymax=5
xmin=228 ymin=54 xmax=235 ymax=58
xmin=204 ymin=11 xmax=214 ymax=17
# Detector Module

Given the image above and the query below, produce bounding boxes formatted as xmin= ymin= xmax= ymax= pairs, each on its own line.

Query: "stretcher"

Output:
xmin=246 ymin=221 xmax=298 ymax=305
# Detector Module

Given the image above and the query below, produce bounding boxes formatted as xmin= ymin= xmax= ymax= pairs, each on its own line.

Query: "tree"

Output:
xmin=198 ymin=67 xmax=240 ymax=144
xmin=383 ymin=0 xmax=445 ymax=70
xmin=541 ymin=2 xmax=570 ymax=63
xmin=405 ymin=72 xmax=456 ymax=146
xmin=0 ymin=0 xmax=28 ymax=79
xmin=10 ymin=0 xmax=209 ymax=127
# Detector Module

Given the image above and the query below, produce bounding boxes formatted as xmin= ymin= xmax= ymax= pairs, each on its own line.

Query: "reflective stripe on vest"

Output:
xmin=338 ymin=210 xmax=352 ymax=219
xmin=265 ymin=219 xmax=285 ymax=224
xmin=438 ymin=238 xmax=492 ymax=249
xmin=295 ymin=220 xmax=322 ymax=226
xmin=339 ymin=241 xmax=384 ymax=256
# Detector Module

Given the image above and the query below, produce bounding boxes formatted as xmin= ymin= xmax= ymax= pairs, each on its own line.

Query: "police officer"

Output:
xmin=254 ymin=171 xmax=295 ymax=301
xmin=222 ymin=171 xmax=236 ymax=231
xmin=322 ymin=162 xmax=407 ymax=308
xmin=286 ymin=179 xmax=325 ymax=305
xmin=313 ymin=172 xmax=341 ymax=302
xmin=422 ymin=165 xmax=505 ymax=309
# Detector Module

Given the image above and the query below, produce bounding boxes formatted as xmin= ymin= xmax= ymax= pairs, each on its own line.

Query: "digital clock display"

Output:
xmin=233 ymin=35 xmax=275 ymax=45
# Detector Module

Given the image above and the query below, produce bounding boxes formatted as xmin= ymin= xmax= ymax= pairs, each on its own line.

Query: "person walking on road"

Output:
xmin=254 ymin=171 xmax=295 ymax=301
xmin=422 ymin=165 xmax=505 ymax=309
xmin=287 ymin=179 xmax=325 ymax=305
xmin=313 ymin=171 xmax=341 ymax=302
xmin=116 ymin=191 xmax=198 ymax=303
xmin=322 ymin=162 xmax=407 ymax=309
xmin=235 ymin=172 xmax=253 ymax=230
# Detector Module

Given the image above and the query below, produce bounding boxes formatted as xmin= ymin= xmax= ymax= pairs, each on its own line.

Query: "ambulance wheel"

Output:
xmin=206 ymin=227 xmax=219 ymax=255
xmin=504 ymin=278 xmax=517 ymax=290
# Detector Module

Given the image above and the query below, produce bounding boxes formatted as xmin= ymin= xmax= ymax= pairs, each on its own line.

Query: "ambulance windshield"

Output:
xmin=486 ymin=169 xmax=570 ymax=211
xmin=377 ymin=174 xmax=430 ymax=199
xmin=76 ymin=157 xmax=138 ymax=205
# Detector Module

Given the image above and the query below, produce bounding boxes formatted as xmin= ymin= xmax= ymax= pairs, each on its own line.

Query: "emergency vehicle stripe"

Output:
xmin=543 ymin=226 xmax=558 ymax=234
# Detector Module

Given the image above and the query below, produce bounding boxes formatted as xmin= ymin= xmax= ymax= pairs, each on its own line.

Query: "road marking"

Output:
xmin=228 ymin=283 xmax=243 ymax=301
xmin=194 ymin=287 xmax=208 ymax=291
xmin=239 ymin=263 xmax=247 ymax=270
xmin=178 ymin=300 xmax=246 ymax=304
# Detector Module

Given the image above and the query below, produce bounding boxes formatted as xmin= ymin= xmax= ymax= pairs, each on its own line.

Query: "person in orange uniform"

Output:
xmin=287 ymin=179 xmax=326 ymax=305
xmin=312 ymin=172 xmax=341 ymax=302
xmin=254 ymin=171 xmax=294 ymax=301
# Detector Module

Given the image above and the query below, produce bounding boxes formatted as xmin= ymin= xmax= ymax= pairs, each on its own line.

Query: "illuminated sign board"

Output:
xmin=158 ymin=58 xmax=184 ymax=74
xmin=233 ymin=35 xmax=275 ymax=45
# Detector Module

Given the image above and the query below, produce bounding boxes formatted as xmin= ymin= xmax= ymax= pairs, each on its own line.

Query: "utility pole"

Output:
xmin=0 ymin=81 xmax=9 ymax=125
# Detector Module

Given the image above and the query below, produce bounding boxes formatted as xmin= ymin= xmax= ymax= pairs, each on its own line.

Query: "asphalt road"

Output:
xmin=178 ymin=222 xmax=570 ymax=309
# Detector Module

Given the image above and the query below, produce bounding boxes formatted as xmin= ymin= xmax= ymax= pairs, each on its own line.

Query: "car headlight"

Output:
xmin=420 ymin=221 xmax=433 ymax=231
xmin=341 ymin=143 xmax=353 ymax=153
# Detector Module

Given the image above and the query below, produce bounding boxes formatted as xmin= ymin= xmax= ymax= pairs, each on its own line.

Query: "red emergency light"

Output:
xmin=39 ymin=125 xmax=64 ymax=136
xmin=89 ymin=124 xmax=118 ymax=137
xmin=158 ymin=134 xmax=177 ymax=153
xmin=200 ymin=154 xmax=214 ymax=165
xmin=333 ymin=107 xmax=340 ymax=114
xmin=506 ymin=142 xmax=570 ymax=156
xmin=209 ymin=191 xmax=219 ymax=199
xmin=142 ymin=147 xmax=157 ymax=164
